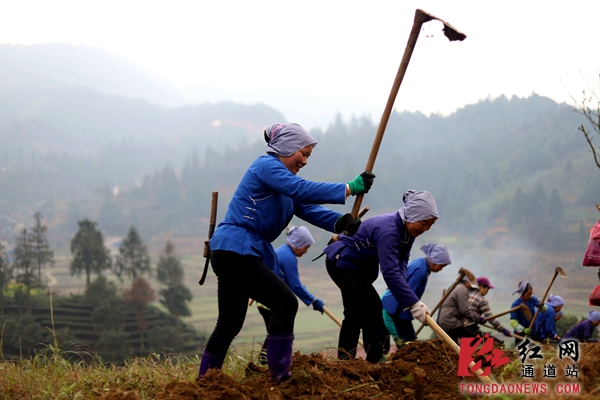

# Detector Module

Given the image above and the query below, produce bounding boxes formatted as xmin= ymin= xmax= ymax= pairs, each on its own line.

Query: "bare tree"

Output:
xmin=123 ymin=276 xmax=156 ymax=351
xmin=570 ymin=72 xmax=600 ymax=171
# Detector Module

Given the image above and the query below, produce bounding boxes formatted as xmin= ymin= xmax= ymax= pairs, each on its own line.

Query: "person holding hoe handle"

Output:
xmin=510 ymin=281 xmax=545 ymax=342
xmin=532 ymin=294 xmax=564 ymax=342
xmin=380 ymin=243 xmax=452 ymax=349
xmin=198 ymin=123 xmax=375 ymax=383
xmin=562 ymin=310 xmax=600 ymax=343
xmin=256 ymin=225 xmax=325 ymax=365
xmin=463 ymin=276 xmax=512 ymax=338
xmin=324 ymin=190 xmax=437 ymax=363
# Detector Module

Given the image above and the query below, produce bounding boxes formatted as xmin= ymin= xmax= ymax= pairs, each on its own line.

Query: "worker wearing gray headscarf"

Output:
xmin=510 ymin=281 xmax=543 ymax=337
xmin=286 ymin=226 xmax=315 ymax=249
xmin=323 ymin=189 xmax=439 ymax=364
xmin=420 ymin=243 xmax=451 ymax=265
xmin=381 ymin=243 xmax=452 ymax=346
xmin=562 ymin=310 xmax=600 ymax=343
xmin=201 ymin=121 xmax=375 ymax=384
xmin=256 ymin=226 xmax=323 ymax=365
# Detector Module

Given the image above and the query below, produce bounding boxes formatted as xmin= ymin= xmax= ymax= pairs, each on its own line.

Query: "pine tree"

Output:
xmin=29 ymin=212 xmax=54 ymax=286
xmin=0 ymin=243 xmax=13 ymax=315
xmin=156 ymin=241 xmax=192 ymax=317
xmin=12 ymin=228 xmax=36 ymax=314
xmin=114 ymin=226 xmax=151 ymax=282
xmin=70 ymin=219 xmax=112 ymax=288
xmin=156 ymin=241 xmax=183 ymax=286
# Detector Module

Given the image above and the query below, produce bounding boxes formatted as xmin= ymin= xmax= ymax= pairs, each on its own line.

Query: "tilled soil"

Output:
xmin=100 ymin=340 xmax=600 ymax=400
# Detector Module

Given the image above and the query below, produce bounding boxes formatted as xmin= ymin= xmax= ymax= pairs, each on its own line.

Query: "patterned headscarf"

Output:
xmin=287 ymin=226 xmax=315 ymax=249
xmin=398 ymin=190 xmax=439 ymax=223
xmin=420 ymin=243 xmax=451 ymax=265
xmin=547 ymin=294 xmax=565 ymax=308
xmin=264 ymin=123 xmax=317 ymax=157
xmin=588 ymin=310 xmax=600 ymax=322
xmin=512 ymin=281 xmax=531 ymax=296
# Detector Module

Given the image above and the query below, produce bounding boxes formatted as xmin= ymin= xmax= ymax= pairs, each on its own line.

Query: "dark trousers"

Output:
xmin=258 ymin=306 xmax=272 ymax=364
xmin=205 ymin=250 xmax=298 ymax=357
xmin=326 ymin=257 xmax=383 ymax=364
xmin=393 ymin=315 xmax=418 ymax=342
xmin=446 ymin=325 xmax=479 ymax=345
xmin=382 ymin=315 xmax=417 ymax=354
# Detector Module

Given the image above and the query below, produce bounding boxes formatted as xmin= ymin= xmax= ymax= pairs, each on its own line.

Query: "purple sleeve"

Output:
xmin=582 ymin=322 xmax=597 ymax=342
xmin=377 ymin=223 xmax=419 ymax=310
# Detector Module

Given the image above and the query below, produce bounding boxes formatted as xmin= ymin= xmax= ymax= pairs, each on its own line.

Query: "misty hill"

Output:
xmin=0 ymin=44 xmax=286 ymax=159
xmin=1 ymin=86 xmax=598 ymax=257
xmin=0 ymin=43 xmax=188 ymax=113
xmin=0 ymin=43 xmax=597 ymax=253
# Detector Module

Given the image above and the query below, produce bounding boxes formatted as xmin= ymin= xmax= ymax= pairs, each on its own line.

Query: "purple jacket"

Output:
xmin=563 ymin=320 xmax=598 ymax=343
xmin=323 ymin=212 xmax=419 ymax=310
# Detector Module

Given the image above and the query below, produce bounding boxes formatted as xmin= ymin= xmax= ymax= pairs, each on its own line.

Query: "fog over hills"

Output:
xmin=1 ymin=43 xmax=598 ymax=256
xmin=0 ymin=43 xmax=189 ymax=109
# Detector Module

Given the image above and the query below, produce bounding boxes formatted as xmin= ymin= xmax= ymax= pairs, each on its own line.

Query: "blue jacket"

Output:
xmin=510 ymin=296 xmax=541 ymax=330
xmin=274 ymin=244 xmax=314 ymax=306
xmin=324 ymin=212 xmax=419 ymax=310
xmin=210 ymin=154 xmax=345 ymax=269
xmin=381 ymin=257 xmax=430 ymax=319
xmin=534 ymin=304 xmax=557 ymax=339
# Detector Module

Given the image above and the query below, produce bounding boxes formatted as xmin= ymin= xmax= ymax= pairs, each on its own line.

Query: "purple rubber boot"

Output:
xmin=197 ymin=348 xmax=225 ymax=380
xmin=266 ymin=334 xmax=294 ymax=383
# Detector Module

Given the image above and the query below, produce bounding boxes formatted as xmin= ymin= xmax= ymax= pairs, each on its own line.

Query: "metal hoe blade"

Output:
xmin=415 ymin=9 xmax=467 ymax=42
xmin=556 ymin=266 xmax=568 ymax=278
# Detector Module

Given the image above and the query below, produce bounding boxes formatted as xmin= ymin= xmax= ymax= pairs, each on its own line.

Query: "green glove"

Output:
xmin=540 ymin=304 xmax=548 ymax=313
xmin=510 ymin=319 xmax=519 ymax=329
xmin=523 ymin=327 xmax=532 ymax=335
xmin=334 ymin=213 xmax=361 ymax=235
xmin=347 ymin=172 xmax=376 ymax=195
xmin=394 ymin=336 xmax=406 ymax=348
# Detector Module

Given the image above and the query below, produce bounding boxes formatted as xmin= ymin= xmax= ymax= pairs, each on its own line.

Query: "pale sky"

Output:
xmin=2 ymin=1 xmax=599 ymax=127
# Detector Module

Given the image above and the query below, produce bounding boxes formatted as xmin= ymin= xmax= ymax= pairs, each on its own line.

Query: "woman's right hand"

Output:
xmin=410 ymin=301 xmax=430 ymax=324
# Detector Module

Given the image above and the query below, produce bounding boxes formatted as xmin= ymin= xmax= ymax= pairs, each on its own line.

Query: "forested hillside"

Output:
xmin=2 ymin=92 xmax=597 ymax=252
xmin=0 ymin=43 xmax=597 ymax=257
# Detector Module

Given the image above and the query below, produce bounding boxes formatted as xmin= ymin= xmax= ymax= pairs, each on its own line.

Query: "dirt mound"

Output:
xmin=98 ymin=339 xmax=600 ymax=399
xmin=100 ymin=339 xmax=486 ymax=400
xmin=580 ymin=342 xmax=600 ymax=394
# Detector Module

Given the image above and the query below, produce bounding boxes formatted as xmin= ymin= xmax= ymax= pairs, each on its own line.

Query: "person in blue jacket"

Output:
xmin=324 ymin=190 xmax=437 ymax=363
xmin=510 ymin=281 xmax=545 ymax=340
xmin=381 ymin=243 xmax=451 ymax=350
xmin=256 ymin=226 xmax=325 ymax=365
xmin=533 ymin=294 xmax=564 ymax=342
xmin=198 ymin=123 xmax=375 ymax=383
xmin=562 ymin=310 xmax=600 ymax=343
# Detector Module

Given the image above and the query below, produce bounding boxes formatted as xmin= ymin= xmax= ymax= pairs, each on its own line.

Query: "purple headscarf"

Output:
xmin=420 ymin=243 xmax=451 ymax=265
xmin=588 ymin=310 xmax=600 ymax=322
xmin=398 ymin=190 xmax=439 ymax=223
xmin=264 ymin=123 xmax=317 ymax=157
xmin=547 ymin=294 xmax=565 ymax=309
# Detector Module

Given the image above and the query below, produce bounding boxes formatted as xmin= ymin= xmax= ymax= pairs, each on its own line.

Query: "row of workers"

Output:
xmin=196 ymin=122 xmax=598 ymax=384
